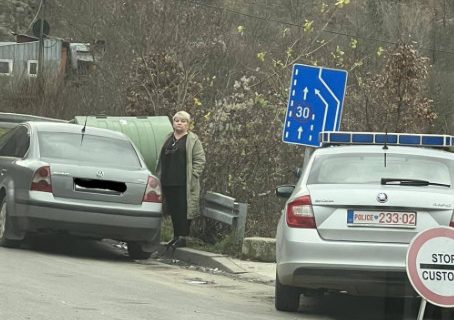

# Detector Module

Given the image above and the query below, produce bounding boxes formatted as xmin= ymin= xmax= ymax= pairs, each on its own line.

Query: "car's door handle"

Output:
xmin=0 ymin=169 xmax=7 ymax=176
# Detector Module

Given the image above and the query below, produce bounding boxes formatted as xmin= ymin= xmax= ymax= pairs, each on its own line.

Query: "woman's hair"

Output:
xmin=173 ymin=111 xmax=191 ymax=123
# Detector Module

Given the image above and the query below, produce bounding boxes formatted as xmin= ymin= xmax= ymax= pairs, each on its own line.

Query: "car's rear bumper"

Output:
xmin=11 ymin=193 xmax=162 ymax=243
xmin=276 ymin=228 xmax=416 ymax=297
xmin=278 ymin=264 xmax=416 ymax=297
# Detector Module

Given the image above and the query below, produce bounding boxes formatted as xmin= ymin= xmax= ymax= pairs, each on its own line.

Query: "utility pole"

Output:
xmin=37 ymin=0 xmax=46 ymax=93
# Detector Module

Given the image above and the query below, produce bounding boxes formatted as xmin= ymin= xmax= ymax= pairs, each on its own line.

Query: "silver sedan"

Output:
xmin=275 ymin=132 xmax=454 ymax=311
xmin=0 ymin=121 xmax=162 ymax=259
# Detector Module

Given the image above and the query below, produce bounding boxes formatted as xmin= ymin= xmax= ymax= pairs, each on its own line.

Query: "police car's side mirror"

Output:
xmin=276 ymin=185 xmax=295 ymax=199
xmin=293 ymin=167 xmax=302 ymax=178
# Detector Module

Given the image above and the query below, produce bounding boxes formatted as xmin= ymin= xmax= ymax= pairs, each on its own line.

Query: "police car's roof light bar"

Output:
xmin=320 ymin=131 xmax=454 ymax=148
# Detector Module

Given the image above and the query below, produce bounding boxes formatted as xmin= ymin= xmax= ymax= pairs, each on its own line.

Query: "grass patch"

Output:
xmin=160 ymin=216 xmax=242 ymax=256
xmin=189 ymin=233 xmax=242 ymax=257
xmin=0 ymin=128 xmax=9 ymax=137
xmin=160 ymin=215 xmax=174 ymax=243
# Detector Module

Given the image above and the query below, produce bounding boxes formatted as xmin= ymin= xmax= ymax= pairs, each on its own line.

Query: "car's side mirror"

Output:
xmin=275 ymin=185 xmax=295 ymax=199
xmin=293 ymin=167 xmax=302 ymax=178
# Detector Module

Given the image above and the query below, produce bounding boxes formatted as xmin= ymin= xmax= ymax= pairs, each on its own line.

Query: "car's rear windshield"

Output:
xmin=308 ymin=152 xmax=453 ymax=186
xmin=38 ymin=131 xmax=142 ymax=168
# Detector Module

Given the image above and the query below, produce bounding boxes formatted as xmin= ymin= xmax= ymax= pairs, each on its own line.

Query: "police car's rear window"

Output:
xmin=308 ymin=153 xmax=452 ymax=185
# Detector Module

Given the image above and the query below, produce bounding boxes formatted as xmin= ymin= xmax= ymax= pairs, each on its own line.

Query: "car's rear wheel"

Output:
xmin=275 ymin=272 xmax=301 ymax=312
xmin=0 ymin=198 xmax=22 ymax=248
xmin=127 ymin=242 xmax=151 ymax=260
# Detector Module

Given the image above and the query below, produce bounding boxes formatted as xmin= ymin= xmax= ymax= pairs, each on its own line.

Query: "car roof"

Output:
xmin=315 ymin=144 xmax=454 ymax=159
xmin=23 ymin=121 xmax=130 ymax=141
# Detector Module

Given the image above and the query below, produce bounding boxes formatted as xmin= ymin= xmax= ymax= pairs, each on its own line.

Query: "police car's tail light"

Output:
xmin=31 ymin=166 xmax=52 ymax=193
xmin=286 ymin=195 xmax=316 ymax=228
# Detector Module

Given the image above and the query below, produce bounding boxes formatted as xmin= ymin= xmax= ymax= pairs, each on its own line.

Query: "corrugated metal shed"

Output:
xmin=69 ymin=43 xmax=94 ymax=70
xmin=0 ymin=39 xmax=62 ymax=78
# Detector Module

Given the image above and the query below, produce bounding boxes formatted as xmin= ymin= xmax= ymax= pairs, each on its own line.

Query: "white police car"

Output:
xmin=275 ymin=132 xmax=454 ymax=312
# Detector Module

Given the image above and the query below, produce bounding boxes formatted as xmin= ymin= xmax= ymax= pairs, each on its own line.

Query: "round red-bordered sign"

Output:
xmin=406 ymin=227 xmax=454 ymax=307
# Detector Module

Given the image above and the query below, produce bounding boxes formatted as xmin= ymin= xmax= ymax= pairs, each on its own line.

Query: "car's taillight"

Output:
xmin=31 ymin=166 xmax=52 ymax=193
xmin=286 ymin=195 xmax=316 ymax=228
xmin=143 ymin=176 xmax=162 ymax=203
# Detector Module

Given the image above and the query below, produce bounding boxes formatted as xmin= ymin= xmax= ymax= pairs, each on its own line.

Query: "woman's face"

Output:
xmin=173 ymin=117 xmax=189 ymax=133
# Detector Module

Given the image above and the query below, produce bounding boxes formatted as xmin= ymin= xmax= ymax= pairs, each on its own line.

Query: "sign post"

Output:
xmin=406 ymin=227 xmax=454 ymax=319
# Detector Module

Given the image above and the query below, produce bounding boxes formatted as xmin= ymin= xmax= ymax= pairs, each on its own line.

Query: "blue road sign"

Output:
xmin=282 ymin=64 xmax=348 ymax=147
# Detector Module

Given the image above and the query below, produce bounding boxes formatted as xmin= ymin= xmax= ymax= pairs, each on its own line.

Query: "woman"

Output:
xmin=156 ymin=111 xmax=206 ymax=248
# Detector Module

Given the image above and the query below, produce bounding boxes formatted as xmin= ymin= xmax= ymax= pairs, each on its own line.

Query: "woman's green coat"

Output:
xmin=156 ymin=131 xmax=206 ymax=219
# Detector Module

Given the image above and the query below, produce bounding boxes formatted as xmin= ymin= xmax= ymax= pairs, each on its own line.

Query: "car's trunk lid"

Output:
xmin=49 ymin=163 xmax=148 ymax=205
xmin=308 ymin=184 xmax=454 ymax=243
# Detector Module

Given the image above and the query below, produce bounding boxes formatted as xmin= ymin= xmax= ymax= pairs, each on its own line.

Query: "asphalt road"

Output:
xmin=0 ymin=236 xmax=452 ymax=320
xmin=0 ymin=236 xmax=288 ymax=320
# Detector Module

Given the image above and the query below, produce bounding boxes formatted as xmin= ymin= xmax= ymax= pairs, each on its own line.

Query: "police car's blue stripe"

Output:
xmin=323 ymin=132 xmax=329 ymax=142
xmin=422 ymin=136 xmax=444 ymax=146
xmin=352 ymin=134 xmax=373 ymax=143
xmin=330 ymin=133 xmax=350 ymax=143
xmin=319 ymin=132 xmax=453 ymax=148
xmin=347 ymin=210 xmax=354 ymax=223
xmin=375 ymin=134 xmax=398 ymax=144
xmin=399 ymin=135 xmax=421 ymax=145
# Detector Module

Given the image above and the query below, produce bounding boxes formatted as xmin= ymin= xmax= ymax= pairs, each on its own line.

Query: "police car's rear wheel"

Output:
xmin=275 ymin=272 xmax=301 ymax=312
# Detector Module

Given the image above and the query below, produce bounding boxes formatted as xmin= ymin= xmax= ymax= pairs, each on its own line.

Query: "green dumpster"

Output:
xmin=72 ymin=116 xmax=172 ymax=173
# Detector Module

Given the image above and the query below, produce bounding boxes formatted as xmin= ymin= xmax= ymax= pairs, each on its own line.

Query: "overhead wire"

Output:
xmin=26 ymin=0 xmax=44 ymax=33
xmin=183 ymin=0 xmax=454 ymax=57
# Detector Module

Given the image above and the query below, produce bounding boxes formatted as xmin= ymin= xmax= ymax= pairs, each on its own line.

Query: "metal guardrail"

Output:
xmin=0 ymin=112 xmax=67 ymax=128
xmin=202 ymin=191 xmax=248 ymax=244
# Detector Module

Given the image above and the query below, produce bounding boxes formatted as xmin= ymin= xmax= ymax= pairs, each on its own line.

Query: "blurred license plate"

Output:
xmin=347 ymin=210 xmax=416 ymax=228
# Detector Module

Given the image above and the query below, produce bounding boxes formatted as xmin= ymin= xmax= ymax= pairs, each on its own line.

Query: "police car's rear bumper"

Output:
xmin=276 ymin=229 xmax=417 ymax=297
xmin=278 ymin=263 xmax=417 ymax=297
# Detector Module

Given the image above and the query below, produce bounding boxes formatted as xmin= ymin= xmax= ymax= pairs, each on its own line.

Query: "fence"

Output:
xmin=201 ymin=191 xmax=248 ymax=245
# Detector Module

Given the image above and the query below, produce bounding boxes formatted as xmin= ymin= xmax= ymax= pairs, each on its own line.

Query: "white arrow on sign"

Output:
xmin=303 ymin=87 xmax=308 ymax=100
xmin=318 ymin=69 xmax=341 ymax=129
xmin=314 ymin=89 xmax=328 ymax=133
xmin=297 ymin=126 xmax=303 ymax=139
